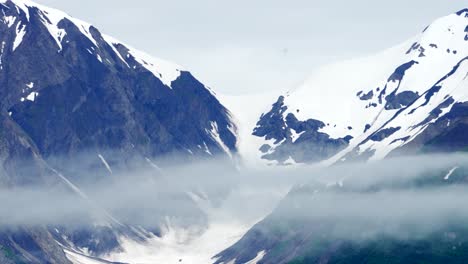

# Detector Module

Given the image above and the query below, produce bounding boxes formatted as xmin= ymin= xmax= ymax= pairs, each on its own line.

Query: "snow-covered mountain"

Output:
xmin=2 ymin=0 xmax=468 ymax=263
xmin=0 ymin=0 xmax=237 ymax=168
xmin=215 ymin=9 xmax=468 ymax=264
xmin=0 ymin=0 xmax=238 ymax=263
xmin=248 ymin=8 xmax=468 ymax=165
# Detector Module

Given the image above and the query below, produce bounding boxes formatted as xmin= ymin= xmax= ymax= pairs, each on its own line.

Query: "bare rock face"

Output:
xmin=0 ymin=0 xmax=238 ymax=262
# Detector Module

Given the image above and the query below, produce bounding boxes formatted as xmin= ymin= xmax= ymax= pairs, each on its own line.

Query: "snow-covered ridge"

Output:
xmin=0 ymin=0 xmax=236 ymax=160
xmin=102 ymin=34 xmax=183 ymax=88
xmin=0 ymin=0 xmax=183 ymax=88
xmin=251 ymin=8 xmax=468 ymax=165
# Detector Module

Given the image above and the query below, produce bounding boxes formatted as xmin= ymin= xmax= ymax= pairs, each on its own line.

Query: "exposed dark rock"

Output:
xmin=390 ymin=136 xmax=410 ymax=145
xmin=378 ymin=86 xmax=387 ymax=104
xmin=366 ymin=102 xmax=378 ymax=108
xmin=358 ymin=90 xmax=373 ymax=101
xmin=391 ymin=102 xmax=468 ymax=156
xmin=423 ymin=87 xmax=445 ymax=107
xmin=370 ymin=127 xmax=401 ymax=142
xmin=415 ymin=97 xmax=455 ymax=127
xmin=385 ymin=91 xmax=419 ymax=110
xmin=456 ymin=8 xmax=468 ymax=16
xmin=418 ymin=46 xmax=426 ymax=57
xmin=285 ymin=113 xmax=325 ymax=133
xmin=388 ymin=61 xmax=418 ymax=82
xmin=0 ymin=0 xmax=238 ymax=174
xmin=405 ymin=42 xmax=420 ymax=54
xmin=253 ymin=96 xmax=351 ymax=164
xmin=259 ymin=144 xmax=271 ymax=153
xmin=364 ymin=124 xmax=371 ymax=133
xmin=0 ymin=227 xmax=72 ymax=264
xmin=252 ymin=96 xmax=289 ymax=144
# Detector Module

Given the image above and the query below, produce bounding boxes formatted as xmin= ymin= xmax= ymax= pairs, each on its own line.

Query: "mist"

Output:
xmin=2 ymin=153 xmax=468 ymax=243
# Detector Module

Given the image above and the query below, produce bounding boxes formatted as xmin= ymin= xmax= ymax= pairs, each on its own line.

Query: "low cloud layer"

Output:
xmin=1 ymin=153 xmax=468 ymax=242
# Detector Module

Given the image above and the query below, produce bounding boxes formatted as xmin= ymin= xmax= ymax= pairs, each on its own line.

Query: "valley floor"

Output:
xmin=98 ymin=186 xmax=288 ymax=264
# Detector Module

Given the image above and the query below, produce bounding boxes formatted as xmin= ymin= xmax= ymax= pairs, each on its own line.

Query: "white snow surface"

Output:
xmin=250 ymin=10 xmax=468 ymax=165
xmin=219 ymin=92 xmax=285 ymax=167
xmin=0 ymin=41 xmax=5 ymax=69
xmin=126 ymin=45 xmax=183 ymax=88
xmin=12 ymin=20 xmax=26 ymax=51
xmin=207 ymin=121 xmax=234 ymax=158
xmin=245 ymin=250 xmax=267 ymax=264
xmin=444 ymin=166 xmax=459 ymax=180
xmin=25 ymin=91 xmax=38 ymax=101
xmin=2 ymin=14 xmax=16 ymax=28
xmin=65 ymin=250 xmax=108 ymax=264
xmin=103 ymin=186 xmax=287 ymax=264
xmin=98 ymin=154 xmax=113 ymax=174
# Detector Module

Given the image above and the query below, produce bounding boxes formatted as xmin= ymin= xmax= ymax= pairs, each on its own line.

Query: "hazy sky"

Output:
xmin=35 ymin=0 xmax=465 ymax=95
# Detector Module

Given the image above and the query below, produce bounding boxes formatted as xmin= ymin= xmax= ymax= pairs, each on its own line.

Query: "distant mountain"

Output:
xmin=0 ymin=0 xmax=237 ymax=262
xmin=216 ymin=8 xmax=468 ymax=264
xmin=248 ymin=8 xmax=468 ymax=165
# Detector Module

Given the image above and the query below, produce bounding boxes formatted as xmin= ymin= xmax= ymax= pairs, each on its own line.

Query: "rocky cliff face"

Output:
xmin=0 ymin=0 xmax=236 ymax=168
xmin=0 ymin=0 xmax=238 ymax=262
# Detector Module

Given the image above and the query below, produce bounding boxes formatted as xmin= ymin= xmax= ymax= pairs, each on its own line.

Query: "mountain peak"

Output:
xmin=247 ymin=10 xmax=468 ymax=165
xmin=0 ymin=0 xmax=237 ymax=162
xmin=410 ymin=8 xmax=468 ymax=59
xmin=0 ymin=0 xmax=184 ymax=87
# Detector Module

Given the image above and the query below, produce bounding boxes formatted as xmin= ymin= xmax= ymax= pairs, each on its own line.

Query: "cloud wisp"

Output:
xmin=1 ymin=153 xmax=468 ymax=242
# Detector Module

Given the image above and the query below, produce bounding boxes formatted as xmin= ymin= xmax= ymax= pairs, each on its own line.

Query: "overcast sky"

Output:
xmin=35 ymin=0 xmax=465 ymax=95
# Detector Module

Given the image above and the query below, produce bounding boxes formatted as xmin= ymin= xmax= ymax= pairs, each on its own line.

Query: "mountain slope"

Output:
xmin=0 ymin=0 xmax=238 ymax=262
xmin=216 ymin=162 xmax=468 ymax=264
xmin=0 ymin=0 xmax=237 ymax=168
xmin=216 ymin=9 xmax=468 ymax=264
xmin=250 ymin=9 xmax=468 ymax=165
